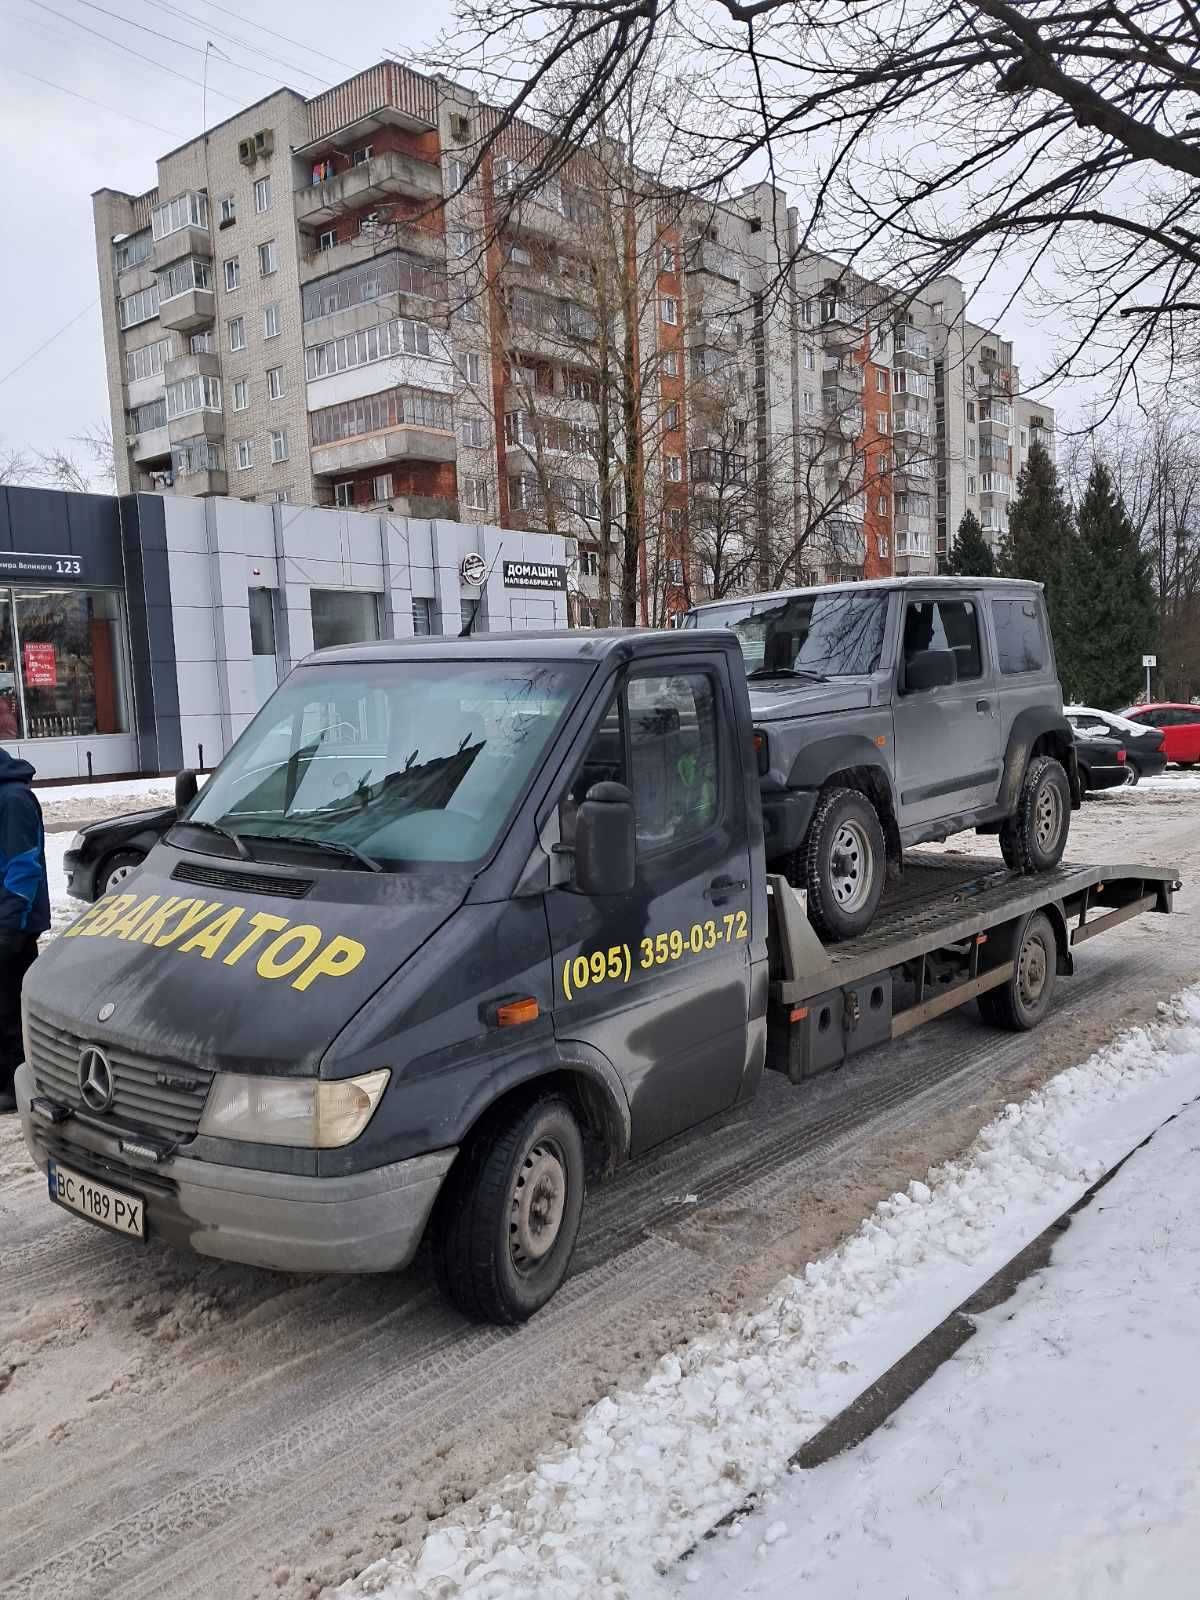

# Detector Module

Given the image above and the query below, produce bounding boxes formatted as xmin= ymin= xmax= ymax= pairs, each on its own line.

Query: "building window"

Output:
xmin=804 ymin=391 xmax=814 ymax=414
xmin=877 ymin=535 xmax=888 ymax=558
xmin=125 ymin=336 xmax=173 ymax=383
xmin=113 ymin=231 xmax=152 ymax=274
xmin=0 ymin=588 xmax=131 ymax=739
xmin=333 ymin=481 xmax=354 ymax=508
xmin=1020 ymin=427 xmax=1028 ymax=448
xmin=219 ymin=194 xmax=236 ymax=224
xmin=457 ymin=350 xmax=482 ymax=386
xmin=235 ymin=439 xmax=254 ymax=471
xmin=660 ymin=296 xmax=678 ymax=325
xmin=460 ymin=414 xmax=485 ymax=448
xmin=190 ymin=331 xmax=215 ymax=354
xmin=660 ymin=243 xmax=675 ymax=272
xmin=118 ymin=285 xmax=159 ymax=328
xmin=804 ymin=346 xmax=814 ymax=370
xmin=317 ymin=229 xmax=337 ymax=252
xmin=461 ymin=475 xmax=489 ymax=511
xmin=156 ymin=258 xmax=212 ymax=301
xmin=412 ymin=597 xmax=434 ymax=635
xmin=151 ymin=191 xmax=209 ymax=239
xmin=228 ymin=316 xmax=245 ymax=352
xmin=967 ymin=401 xmax=976 ymax=421
xmin=877 ymin=412 xmax=889 ymax=433
xmin=450 ymin=229 xmax=475 ymax=259
xmin=304 ymin=316 xmax=435 ymax=381
xmin=266 ymin=366 xmax=284 ymax=400
xmin=446 ymin=156 xmax=465 ymax=191
xmin=967 ymin=437 xmax=977 ymax=459
xmin=224 ymin=257 xmax=240 ymax=291
xmin=372 ymin=472 xmax=393 ymax=502
xmin=931 ymin=300 xmax=944 ymax=322
xmin=233 ymin=378 xmax=249 ymax=411
xmin=269 ymin=429 xmax=288 ymax=463
xmin=453 ymin=295 xmax=479 ymax=324
xmin=258 ymin=240 xmax=278 ymax=276
xmin=967 ymin=474 xmax=977 ymax=494
xmin=876 ymin=370 xmax=888 ymax=393
xmin=254 ymin=176 xmax=272 ymax=213
xmin=263 ymin=303 xmax=281 ymax=338
xmin=664 ymin=403 xmax=680 ymax=431
xmin=665 ymin=454 xmax=682 ymax=482
xmin=310 ymin=386 xmax=452 ymax=447
xmin=171 ymin=436 xmax=222 ymax=477
xmin=311 ymin=590 xmax=382 ymax=649
xmin=876 ymin=495 xmax=887 ymax=515
xmin=165 ymin=374 xmax=222 ymax=418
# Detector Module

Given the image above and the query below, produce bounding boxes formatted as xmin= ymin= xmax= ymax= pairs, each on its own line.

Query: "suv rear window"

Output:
xmin=991 ymin=597 xmax=1046 ymax=675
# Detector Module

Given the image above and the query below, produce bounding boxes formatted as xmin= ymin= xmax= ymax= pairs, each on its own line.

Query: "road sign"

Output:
xmin=1142 ymin=654 xmax=1157 ymax=667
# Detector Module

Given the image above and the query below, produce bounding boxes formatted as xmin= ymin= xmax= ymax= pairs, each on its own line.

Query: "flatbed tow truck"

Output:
xmin=16 ymin=629 xmax=1179 ymax=1324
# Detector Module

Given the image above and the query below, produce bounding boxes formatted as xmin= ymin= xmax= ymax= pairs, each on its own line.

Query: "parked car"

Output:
xmin=683 ymin=577 xmax=1079 ymax=939
xmin=64 ymin=805 xmax=176 ymax=901
xmin=1117 ymin=702 xmax=1200 ymax=767
xmin=1070 ymin=729 xmax=1128 ymax=793
xmin=1065 ymin=706 xmax=1167 ymax=783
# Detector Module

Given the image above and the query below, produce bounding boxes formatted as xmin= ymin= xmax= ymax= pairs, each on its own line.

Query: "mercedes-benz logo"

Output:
xmin=77 ymin=1046 xmax=115 ymax=1114
xmin=459 ymin=552 xmax=487 ymax=587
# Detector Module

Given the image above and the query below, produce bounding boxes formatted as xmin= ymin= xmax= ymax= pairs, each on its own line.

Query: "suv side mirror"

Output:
xmin=574 ymin=781 xmax=636 ymax=895
xmin=175 ymin=768 xmax=199 ymax=816
xmin=904 ymin=649 xmax=958 ymax=693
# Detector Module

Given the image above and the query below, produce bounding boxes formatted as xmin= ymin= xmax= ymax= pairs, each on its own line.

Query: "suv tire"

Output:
xmin=999 ymin=755 xmax=1071 ymax=874
xmin=432 ymin=1096 xmax=585 ymax=1325
xmin=96 ymin=850 xmax=145 ymax=898
xmin=801 ymin=787 xmax=887 ymax=942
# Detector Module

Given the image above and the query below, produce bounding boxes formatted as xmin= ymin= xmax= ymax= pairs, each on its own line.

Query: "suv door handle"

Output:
xmin=976 ymin=699 xmax=993 ymax=713
xmin=705 ymin=876 xmax=749 ymax=904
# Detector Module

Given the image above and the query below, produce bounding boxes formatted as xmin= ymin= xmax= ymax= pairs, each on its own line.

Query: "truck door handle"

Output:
xmin=976 ymin=699 xmax=992 ymax=714
xmin=706 ymin=876 xmax=749 ymax=904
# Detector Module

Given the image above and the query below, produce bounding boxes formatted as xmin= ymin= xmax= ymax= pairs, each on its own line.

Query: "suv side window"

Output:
xmin=561 ymin=671 xmax=720 ymax=853
xmin=992 ymin=597 xmax=1047 ymax=675
xmin=902 ymin=598 xmax=983 ymax=681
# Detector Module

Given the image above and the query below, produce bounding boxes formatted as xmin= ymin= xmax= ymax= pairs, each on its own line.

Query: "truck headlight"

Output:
xmin=68 ymin=832 xmax=85 ymax=853
xmin=197 ymin=1069 xmax=390 ymax=1148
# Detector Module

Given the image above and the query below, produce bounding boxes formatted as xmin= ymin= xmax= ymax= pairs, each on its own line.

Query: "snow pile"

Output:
xmin=342 ymin=990 xmax=1200 ymax=1600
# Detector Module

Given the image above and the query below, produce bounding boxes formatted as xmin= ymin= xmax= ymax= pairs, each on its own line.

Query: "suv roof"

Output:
xmin=687 ymin=575 xmax=1042 ymax=614
xmin=306 ymin=628 xmax=742 ymax=667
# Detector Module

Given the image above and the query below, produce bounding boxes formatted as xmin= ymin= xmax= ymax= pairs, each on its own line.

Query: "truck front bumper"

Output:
xmin=16 ymin=1062 xmax=457 ymax=1274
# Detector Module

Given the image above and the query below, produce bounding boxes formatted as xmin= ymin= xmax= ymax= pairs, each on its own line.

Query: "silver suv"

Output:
xmin=683 ymin=577 xmax=1080 ymax=940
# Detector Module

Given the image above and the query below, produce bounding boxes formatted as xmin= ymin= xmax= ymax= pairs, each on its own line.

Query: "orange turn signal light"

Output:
xmin=496 ymin=996 xmax=540 ymax=1027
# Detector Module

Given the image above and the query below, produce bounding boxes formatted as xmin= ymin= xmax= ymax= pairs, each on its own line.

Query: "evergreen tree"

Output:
xmin=946 ymin=510 xmax=995 ymax=576
xmin=998 ymin=441 xmax=1080 ymax=688
xmin=1068 ymin=459 xmax=1157 ymax=707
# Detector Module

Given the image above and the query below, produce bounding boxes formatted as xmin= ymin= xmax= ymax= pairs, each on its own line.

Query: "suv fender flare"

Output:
xmin=785 ymin=733 xmax=894 ymax=793
xmin=999 ymin=710 xmax=1081 ymax=811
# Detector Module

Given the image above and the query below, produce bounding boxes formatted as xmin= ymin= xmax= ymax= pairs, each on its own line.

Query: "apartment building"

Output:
xmin=93 ymin=59 xmax=1051 ymax=620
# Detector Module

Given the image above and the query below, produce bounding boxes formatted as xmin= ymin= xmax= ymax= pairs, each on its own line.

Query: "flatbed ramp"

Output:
xmin=766 ymin=858 xmax=1180 ymax=1081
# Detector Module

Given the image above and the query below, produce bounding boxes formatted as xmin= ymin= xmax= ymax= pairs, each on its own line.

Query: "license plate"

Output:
xmin=48 ymin=1159 xmax=145 ymax=1240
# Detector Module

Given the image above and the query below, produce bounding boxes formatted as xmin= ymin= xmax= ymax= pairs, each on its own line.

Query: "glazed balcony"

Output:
xmin=295 ymin=151 xmax=443 ymax=228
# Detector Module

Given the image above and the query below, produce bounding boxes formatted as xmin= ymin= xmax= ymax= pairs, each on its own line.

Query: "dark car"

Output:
xmin=1071 ymin=729 xmax=1128 ymax=793
xmin=1066 ymin=706 xmax=1167 ymax=784
xmin=64 ymin=805 xmax=177 ymax=901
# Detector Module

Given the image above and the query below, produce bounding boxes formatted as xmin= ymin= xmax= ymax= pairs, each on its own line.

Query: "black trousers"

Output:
xmin=0 ymin=935 xmax=39 ymax=1097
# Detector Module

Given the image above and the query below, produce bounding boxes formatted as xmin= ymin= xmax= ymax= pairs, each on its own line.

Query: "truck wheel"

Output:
xmin=801 ymin=787 xmax=886 ymax=942
xmin=433 ymin=1096 xmax=585 ymax=1325
xmin=998 ymin=755 xmax=1070 ymax=874
xmin=978 ymin=910 xmax=1058 ymax=1031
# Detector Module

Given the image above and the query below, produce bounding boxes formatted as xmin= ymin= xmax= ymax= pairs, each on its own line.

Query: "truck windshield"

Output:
xmin=687 ymin=592 xmax=887 ymax=676
xmin=185 ymin=659 xmax=586 ymax=869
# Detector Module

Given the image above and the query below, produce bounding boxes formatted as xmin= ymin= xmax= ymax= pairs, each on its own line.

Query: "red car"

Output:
xmin=1118 ymin=702 xmax=1200 ymax=766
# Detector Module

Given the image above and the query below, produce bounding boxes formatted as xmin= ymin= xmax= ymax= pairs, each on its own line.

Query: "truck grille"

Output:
xmin=26 ymin=1009 xmax=213 ymax=1140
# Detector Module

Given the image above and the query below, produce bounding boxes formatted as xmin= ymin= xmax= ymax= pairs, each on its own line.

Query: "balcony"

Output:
xmin=158 ymin=287 xmax=214 ymax=333
xmin=299 ymin=225 xmax=446 ymax=285
xmin=976 ymin=366 xmax=1013 ymax=397
xmin=167 ymin=409 xmax=223 ymax=447
xmin=687 ymin=316 xmax=738 ymax=354
xmin=824 ymin=518 xmax=867 ymax=565
xmin=311 ymin=426 xmax=456 ymax=478
xmin=163 ymin=350 xmax=221 ymax=386
xmin=892 ymin=410 xmax=931 ymax=440
xmin=822 ymin=392 xmax=864 ymax=437
xmin=894 ymin=513 xmax=932 ymax=542
xmin=295 ymin=151 xmax=443 ymax=228
xmin=978 ymin=415 xmax=1011 ymax=440
xmin=153 ymin=224 xmax=211 ymax=270
xmin=683 ymin=240 xmax=743 ymax=285
xmin=497 ymin=190 xmax=572 ymax=244
xmin=823 ymin=356 xmax=863 ymax=394
xmin=818 ymin=298 xmax=866 ymax=350
xmin=130 ymin=426 xmax=170 ymax=465
xmin=892 ymin=332 xmax=931 ymax=368
xmin=171 ymin=465 xmax=227 ymax=496
xmin=690 ymin=447 xmax=748 ymax=485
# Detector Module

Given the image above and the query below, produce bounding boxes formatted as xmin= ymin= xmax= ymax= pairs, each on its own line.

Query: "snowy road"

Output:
xmin=1 ymin=778 xmax=1199 ymax=1600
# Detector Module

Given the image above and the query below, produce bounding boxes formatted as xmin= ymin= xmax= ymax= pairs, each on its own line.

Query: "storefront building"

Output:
xmin=0 ymin=487 xmax=569 ymax=779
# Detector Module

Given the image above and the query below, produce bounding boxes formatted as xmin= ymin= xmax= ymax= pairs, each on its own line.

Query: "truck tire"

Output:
xmin=978 ymin=910 xmax=1058 ymax=1031
xmin=800 ymin=787 xmax=886 ymax=942
xmin=998 ymin=755 xmax=1071 ymax=874
xmin=432 ymin=1096 xmax=585 ymax=1325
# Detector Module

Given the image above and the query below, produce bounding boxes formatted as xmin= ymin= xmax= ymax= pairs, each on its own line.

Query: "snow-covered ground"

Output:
xmin=341 ymin=991 xmax=1200 ymax=1600
xmin=692 ymin=1090 xmax=1200 ymax=1600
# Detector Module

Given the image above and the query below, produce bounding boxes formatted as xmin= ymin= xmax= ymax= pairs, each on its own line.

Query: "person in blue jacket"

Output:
xmin=0 ymin=750 xmax=50 ymax=1112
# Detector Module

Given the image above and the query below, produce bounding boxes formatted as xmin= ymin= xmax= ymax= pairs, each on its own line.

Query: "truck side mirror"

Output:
xmin=574 ymin=781 xmax=636 ymax=895
xmin=904 ymin=649 xmax=958 ymax=693
xmin=175 ymin=769 xmax=199 ymax=816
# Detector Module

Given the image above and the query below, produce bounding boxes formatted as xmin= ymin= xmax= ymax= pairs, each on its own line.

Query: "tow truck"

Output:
xmin=16 ymin=629 xmax=1178 ymax=1324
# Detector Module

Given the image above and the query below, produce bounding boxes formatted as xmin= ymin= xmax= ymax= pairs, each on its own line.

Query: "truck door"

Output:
xmin=545 ymin=657 xmax=754 ymax=1153
xmin=892 ymin=592 xmax=1003 ymax=826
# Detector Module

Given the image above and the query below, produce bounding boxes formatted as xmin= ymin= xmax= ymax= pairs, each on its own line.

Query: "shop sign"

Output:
xmin=0 ymin=550 xmax=85 ymax=581
xmin=459 ymin=553 xmax=488 ymax=587
xmin=23 ymin=643 xmax=57 ymax=687
xmin=502 ymin=560 xmax=568 ymax=592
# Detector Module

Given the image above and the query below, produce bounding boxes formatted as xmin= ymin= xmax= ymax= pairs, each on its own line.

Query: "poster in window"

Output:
xmin=23 ymin=642 xmax=57 ymax=688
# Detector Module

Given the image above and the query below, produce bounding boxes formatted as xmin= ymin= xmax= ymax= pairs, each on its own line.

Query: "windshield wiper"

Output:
xmin=746 ymin=667 xmax=830 ymax=682
xmin=240 ymin=832 xmax=384 ymax=873
xmin=175 ymin=818 xmax=253 ymax=860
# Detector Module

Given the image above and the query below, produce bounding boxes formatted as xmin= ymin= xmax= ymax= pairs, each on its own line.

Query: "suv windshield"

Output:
xmin=185 ymin=658 xmax=585 ymax=869
xmin=686 ymin=591 xmax=888 ymax=677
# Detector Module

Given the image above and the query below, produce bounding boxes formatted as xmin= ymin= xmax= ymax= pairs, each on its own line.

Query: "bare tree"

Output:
xmin=431 ymin=0 xmax=1200 ymax=405
xmin=0 ymin=444 xmax=33 ymax=486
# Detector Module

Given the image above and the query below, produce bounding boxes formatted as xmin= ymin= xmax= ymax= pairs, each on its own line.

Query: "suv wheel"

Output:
xmin=801 ymin=787 xmax=886 ymax=942
xmin=96 ymin=850 xmax=145 ymax=898
xmin=998 ymin=755 xmax=1071 ymax=874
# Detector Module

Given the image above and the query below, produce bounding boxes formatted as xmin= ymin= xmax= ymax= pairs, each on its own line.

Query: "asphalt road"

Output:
xmin=2 ymin=780 xmax=1197 ymax=1600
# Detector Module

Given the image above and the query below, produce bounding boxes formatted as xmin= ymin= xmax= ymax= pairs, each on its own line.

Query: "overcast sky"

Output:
xmin=0 ymin=0 xmax=1067 ymax=477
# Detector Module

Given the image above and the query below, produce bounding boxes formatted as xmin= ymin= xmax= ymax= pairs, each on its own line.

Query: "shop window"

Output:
xmin=248 ymin=588 xmax=278 ymax=703
xmin=412 ymin=597 xmax=434 ymax=635
xmin=2 ymin=589 xmax=131 ymax=739
xmin=310 ymin=590 xmax=382 ymax=650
